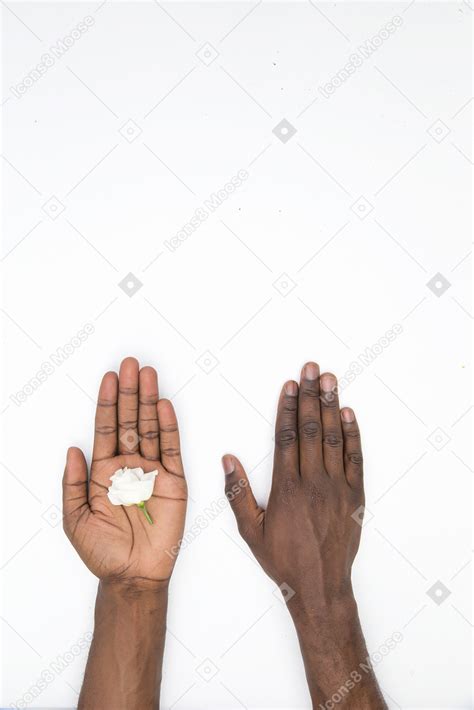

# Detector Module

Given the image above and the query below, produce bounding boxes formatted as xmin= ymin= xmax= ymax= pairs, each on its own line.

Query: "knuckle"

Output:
xmin=275 ymin=427 xmax=298 ymax=448
xmin=162 ymin=447 xmax=181 ymax=458
xmin=320 ymin=392 xmax=338 ymax=408
xmin=347 ymin=452 xmax=363 ymax=465
xmin=95 ymin=425 xmax=117 ymax=435
xmin=238 ymin=520 xmax=256 ymax=544
xmin=300 ymin=386 xmax=319 ymax=399
xmin=307 ymin=482 xmax=328 ymax=505
xmin=119 ymin=386 xmax=138 ymax=395
xmin=225 ymin=477 xmax=248 ymax=504
xmin=139 ymin=395 xmax=158 ymax=405
xmin=226 ymin=483 xmax=248 ymax=508
xmin=283 ymin=398 xmax=298 ymax=413
xmin=299 ymin=419 xmax=321 ymax=439
xmin=279 ymin=478 xmax=299 ymax=503
xmin=141 ymin=430 xmax=158 ymax=440
xmin=323 ymin=432 xmax=343 ymax=448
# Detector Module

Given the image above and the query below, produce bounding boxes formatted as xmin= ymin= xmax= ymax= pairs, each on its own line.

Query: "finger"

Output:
xmin=223 ymin=455 xmax=264 ymax=546
xmin=62 ymin=447 xmax=89 ymax=532
xmin=273 ymin=381 xmax=299 ymax=483
xmin=298 ymin=362 xmax=323 ymax=477
xmin=272 ymin=380 xmax=299 ymax=494
xmin=92 ymin=371 xmax=118 ymax=462
xmin=341 ymin=408 xmax=364 ymax=488
xmin=157 ymin=399 xmax=184 ymax=476
xmin=118 ymin=357 xmax=140 ymax=454
xmin=138 ymin=367 xmax=160 ymax=461
xmin=320 ymin=373 xmax=344 ymax=477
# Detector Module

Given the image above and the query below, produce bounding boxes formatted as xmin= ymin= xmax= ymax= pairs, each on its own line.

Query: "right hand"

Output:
xmin=63 ymin=357 xmax=187 ymax=588
xmin=222 ymin=361 xmax=364 ymax=611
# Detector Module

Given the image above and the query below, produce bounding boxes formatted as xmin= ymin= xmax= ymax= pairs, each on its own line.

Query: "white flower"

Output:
xmin=107 ymin=467 xmax=158 ymax=507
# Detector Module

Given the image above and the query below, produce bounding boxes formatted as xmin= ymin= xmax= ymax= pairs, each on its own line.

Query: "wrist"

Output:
xmin=99 ymin=576 xmax=170 ymax=598
xmin=287 ymin=582 xmax=358 ymax=629
xmin=80 ymin=578 xmax=168 ymax=710
xmin=286 ymin=589 xmax=386 ymax=709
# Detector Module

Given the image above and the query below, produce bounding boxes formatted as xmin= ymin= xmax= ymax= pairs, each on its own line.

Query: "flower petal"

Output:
xmin=107 ymin=467 xmax=158 ymax=506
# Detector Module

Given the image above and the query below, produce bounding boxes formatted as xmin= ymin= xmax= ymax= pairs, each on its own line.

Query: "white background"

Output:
xmin=1 ymin=1 xmax=472 ymax=708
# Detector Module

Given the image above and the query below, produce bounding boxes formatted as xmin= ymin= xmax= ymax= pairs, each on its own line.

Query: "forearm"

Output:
xmin=79 ymin=580 xmax=168 ymax=710
xmin=289 ymin=592 xmax=387 ymax=710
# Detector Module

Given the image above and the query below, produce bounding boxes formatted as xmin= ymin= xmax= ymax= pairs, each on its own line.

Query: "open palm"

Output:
xmin=63 ymin=358 xmax=187 ymax=586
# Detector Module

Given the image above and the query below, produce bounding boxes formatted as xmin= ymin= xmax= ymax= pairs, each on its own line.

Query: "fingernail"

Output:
xmin=302 ymin=362 xmax=319 ymax=381
xmin=341 ymin=408 xmax=355 ymax=423
xmin=222 ymin=456 xmax=235 ymax=475
xmin=284 ymin=381 xmax=298 ymax=396
xmin=320 ymin=373 xmax=337 ymax=392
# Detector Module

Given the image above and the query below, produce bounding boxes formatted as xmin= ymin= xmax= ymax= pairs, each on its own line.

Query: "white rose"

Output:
xmin=107 ymin=467 xmax=158 ymax=506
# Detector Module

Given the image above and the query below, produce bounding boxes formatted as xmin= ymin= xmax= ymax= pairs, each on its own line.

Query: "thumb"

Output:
xmin=222 ymin=454 xmax=264 ymax=545
xmin=62 ymin=447 xmax=89 ymax=530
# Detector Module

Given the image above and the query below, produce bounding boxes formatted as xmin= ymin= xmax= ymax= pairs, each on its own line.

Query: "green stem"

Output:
xmin=137 ymin=501 xmax=153 ymax=525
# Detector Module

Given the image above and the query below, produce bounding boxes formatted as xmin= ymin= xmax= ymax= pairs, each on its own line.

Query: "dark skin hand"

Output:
xmin=63 ymin=357 xmax=187 ymax=710
xmin=223 ymin=362 xmax=387 ymax=709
